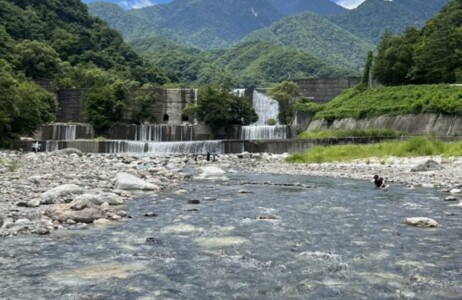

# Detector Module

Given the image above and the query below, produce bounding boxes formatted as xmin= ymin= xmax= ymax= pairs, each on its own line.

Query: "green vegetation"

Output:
xmin=268 ymin=81 xmax=301 ymax=124
xmin=287 ymin=137 xmax=462 ymax=163
xmin=241 ymin=11 xmax=374 ymax=70
xmin=267 ymin=0 xmax=345 ymax=16
xmin=329 ymin=0 xmax=447 ymax=44
xmin=6 ymin=159 xmax=20 ymax=172
xmin=373 ymin=0 xmax=462 ymax=85
xmin=131 ymin=38 xmax=353 ymax=87
xmin=313 ymin=84 xmax=462 ymax=122
xmin=298 ymin=129 xmax=405 ymax=139
xmin=183 ymin=84 xmax=258 ymax=136
xmin=0 ymin=0 xmax=174 ymax=145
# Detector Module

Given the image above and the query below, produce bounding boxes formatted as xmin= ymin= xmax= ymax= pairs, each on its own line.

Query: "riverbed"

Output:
xmin=1 ymin=171 xmax=461 ymax=299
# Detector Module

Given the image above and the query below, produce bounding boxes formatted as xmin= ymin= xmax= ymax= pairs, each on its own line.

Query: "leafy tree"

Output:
xmin=130 ymin=90 xmax=158 ymax=124
xmin=268 ymin=81 xmax=300 ymax=124
xmin=359 ymin=50 xmax=374 ymax=89
xmin=184 ymin=84 xmax=257 ymax=135
xmin=14 ymin=40 xmax=61 ymax=79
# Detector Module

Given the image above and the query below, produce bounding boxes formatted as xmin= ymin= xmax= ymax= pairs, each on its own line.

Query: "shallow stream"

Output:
xmin=1 ymin=173 xmax=461 ymax=299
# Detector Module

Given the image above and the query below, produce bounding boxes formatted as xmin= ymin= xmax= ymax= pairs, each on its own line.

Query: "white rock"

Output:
xmin=41 ymin=184 xmax=84 ymax=204
xmin=194 ymin=166 xmax=229 ymax=181
xmin=15 ymin=219 xmax=31 ymax=226
xmin=450 ymin=188 xmax=461 ymax=194
xmin=404 ymin=217 xmax=439 ymax=228
xmin=113 ymin=173 xmax=159 ymax=191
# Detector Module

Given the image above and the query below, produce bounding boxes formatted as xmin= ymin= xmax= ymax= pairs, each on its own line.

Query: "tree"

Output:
xmin=14 ymin=40 xmax=61 ymax=79
xmin=184 ymin=84 xmax=257 ymax=136
xmin=268 ymin=81 xmax=301 ymax=124
xmin=130 ymin=89 xmax=158 ymax=124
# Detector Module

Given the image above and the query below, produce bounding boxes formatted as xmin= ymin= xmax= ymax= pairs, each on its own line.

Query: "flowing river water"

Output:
xmin=1 ymin=172 xmax=461 ymax=299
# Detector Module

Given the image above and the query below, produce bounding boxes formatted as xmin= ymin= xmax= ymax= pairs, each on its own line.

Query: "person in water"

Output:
xmin=373 ymin=175 xmax=386 ymax=189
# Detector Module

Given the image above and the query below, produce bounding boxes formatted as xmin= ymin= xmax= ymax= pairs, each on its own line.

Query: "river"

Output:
xmin=1 ymin=172 xmax=461 ymax=299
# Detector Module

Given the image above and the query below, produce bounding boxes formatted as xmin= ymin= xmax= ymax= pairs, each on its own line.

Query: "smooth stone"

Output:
xmin=444 ymin=196 xmax=458 ymax=201
xmin=404 ymin=217 xmax=439 ymax=228
xmin=113 ymin=173 xmax=159 ymax=191
xmin=27 ymin=199 xmax=41 ymax=207
xmin=15 ymin=219 xmax=31 ymax=226
xmin=41 ymin=184 xmax=84 ymax=204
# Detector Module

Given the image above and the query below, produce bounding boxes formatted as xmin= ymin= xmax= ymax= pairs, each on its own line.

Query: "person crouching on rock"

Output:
xmin=373 ymin=175 xmax=386 ymax=189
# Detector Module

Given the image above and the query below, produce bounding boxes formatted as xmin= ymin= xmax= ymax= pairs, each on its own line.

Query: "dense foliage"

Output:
xmin=131 ymin=37 xmax=354 ymax=87
xmin=0 ymin=0 xmax=173 ymax=143
xmin=241 ymin=12 xmax=374 ymax=70
xmin=184 ymin=85 xmax=258 ymax=135
xmin=373 ymin=0 xmax=462 ymax=85
xmin=313 ymin=85 xmax=462 ymax=121
xmin=268 ymin=81 xmax=301 ymax=124
xmin=328 ymin=0 xmax=447 ymax=44
xmin=266 ymin=0 xmax=345 ymax=16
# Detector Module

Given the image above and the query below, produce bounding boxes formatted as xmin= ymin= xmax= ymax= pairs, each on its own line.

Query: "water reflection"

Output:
xmin=1 ymin=173 xmax=461 ymax=299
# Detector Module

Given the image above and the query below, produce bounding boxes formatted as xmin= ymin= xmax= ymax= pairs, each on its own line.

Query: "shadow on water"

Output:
xmin=1 ymin=173 xmax=461 ymax=299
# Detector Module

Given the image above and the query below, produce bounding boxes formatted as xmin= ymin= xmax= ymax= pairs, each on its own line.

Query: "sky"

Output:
xmin=333 ymin=0 xmax=367 ymax=9
xmin=84 ymin=0 xmax=368 ymax=10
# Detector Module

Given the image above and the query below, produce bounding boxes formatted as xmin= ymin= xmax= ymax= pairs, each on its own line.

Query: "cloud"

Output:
xmin=333 ymin=0 xmax=366 ymax=9
xmin=118 ymin=0 xmax=155 ymax=9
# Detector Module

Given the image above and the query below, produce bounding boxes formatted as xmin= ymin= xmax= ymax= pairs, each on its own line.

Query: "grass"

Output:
xmin=6 ymin=159 xmax=20 ymax=172
xmin=287 ymin=137 xmax=462 ymax=163
xmin=298 ymin=129 xmax=404 ymax=139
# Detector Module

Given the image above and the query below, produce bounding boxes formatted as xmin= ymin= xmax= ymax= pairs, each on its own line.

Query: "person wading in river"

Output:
xmin=373 ymin=175 xmax=387 ymax=189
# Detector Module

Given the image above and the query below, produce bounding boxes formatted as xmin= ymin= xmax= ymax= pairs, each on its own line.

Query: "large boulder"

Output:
xmin=45 ymin=203 xmax=105 ymax=223
xmin=41 ymin=184 xmax=84 ymax=204
xmin=404 ymin=217 xmax=439 ymax=228
xmin=411 ymin=160 xmax=443 ymax=172
xmin=113 ymin=173 xmax=159 ymax=191
xmin=74 ymin=193 xmax=124 ymax=206
xmin=194 ymin=166 xmax=229 ymax=181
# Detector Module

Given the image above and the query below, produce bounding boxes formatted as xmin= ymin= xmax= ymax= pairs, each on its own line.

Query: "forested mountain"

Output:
xmin=131 ymin=37 xmax=355 ymax=87
xmin=267 ymin=0 xmax=345 ymax=16
xmin=89 ymin=0 xmax=283 ymax=49
xmin=373 ymin=0 xmax=462 ymax=85
xmin=329 ymin=0 xmax=448 ymax=43
xmin=240 ymin=11 xmax=374 ymax=70
xmin=0 ymin=0 xmax=172 ymax=143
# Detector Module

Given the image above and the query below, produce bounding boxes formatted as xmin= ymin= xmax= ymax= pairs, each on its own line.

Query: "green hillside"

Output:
xmin=240 ymin=11 xmax=374 ymax=70
xmin=131 ymin=36 xmax=355 ymax=87
xmin=0 ymin=0 xmax=172 ymax=144
xmin=329 ymin=0 xmax=448 ymax=44
xmin=89 ymin=0 xmax=282 ymax=49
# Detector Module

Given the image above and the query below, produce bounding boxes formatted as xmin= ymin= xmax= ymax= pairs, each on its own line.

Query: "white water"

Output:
xmin=240 ymin=125 xmax=288 ymax=140
xmin=57 ymin=125 xmax=76 ymax=140
xmin=105 ymin=140 xmax=224 ymax=155
xmin=135 ymin=124 xmax=163 ymax=141
xmin=251 ymin=90 xmax=279 ymax=126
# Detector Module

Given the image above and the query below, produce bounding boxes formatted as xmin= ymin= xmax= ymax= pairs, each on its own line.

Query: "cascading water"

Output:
xmin=135 ymin=124 xmax=163 ymax=142
xmin=104 ymin=140 xmax=224 ymax=155
xmin=57 ymin=124 xmax=77 ymax=140
xmin=240 ymin=90 xmax=289 ymax=140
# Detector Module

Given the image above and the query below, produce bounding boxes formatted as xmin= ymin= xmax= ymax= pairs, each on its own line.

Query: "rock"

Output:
xmin=51 ymin=148 xmax=83 ymax=157
xmin=41 ymin=184 xmax=84 ymax=204
xmin=117 ymin=210 xmax=128 ymax=217
xmin=444 ymin=196 xmax=458 ymax=201
xmin=194 ymin=166 xmax=229 ymax=181
xmin=94 ymin=218 xmax=111 ymax=225
xmin=27 ymin=199 xmax=41 ymax=208
xmin=187 ymin=200 xmax=200 ymax=204
xmin=404 ymin=217 xmax=439 ymax=228
xmin=257 ymin=214 xmax=278 ymax=220
xmin=145 ymin=237 xmax=162 ymax=245
xmin=45 ymin=204 xmax=105 ymax=223
xmin=144 ymin=212 xmax=158 ymax=217
xmin=411 ymin=160 xmax=443 ymax=172
xmin=15 ymin=219 xmax=31 ymax=226
xmin=74 ymin=193 xmax=124 ymax=206
xmin=450 ymin=188 xmax=461 ymax=194
xmin=421 ymin=183 xmax=435 ymax=189
xmin=238 ymin=189 xmax=252 ymax=194
xmin=16 ymin=201 xmax=28 ymax=207
xmin=113 ymin=173 xmax=159 ymax=191
xmin=449 ymin=202 xmax=462 ymax=208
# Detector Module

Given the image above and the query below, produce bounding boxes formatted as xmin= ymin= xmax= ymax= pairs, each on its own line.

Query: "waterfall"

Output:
xmin=240 ymin=90 xmax=289 ymax=140
xmin=252 ymin=90 xmax=279 ymax=126
xmin=103 ymin=140 xmax=223 ymax=155
xmin=135 ymin=124 xmax=163 ymax=141
xmin=233 ymin=89 xmax=246 ymax=98
xmin=147 ymin=140 xmax=223 ymax=155
xmin=45 ymin=140 xmax=60 ymax=152
xmin=56 ymin=125 xmax=77 ymax=140
xmin=240 ymin=125 xmax=288 ymax=140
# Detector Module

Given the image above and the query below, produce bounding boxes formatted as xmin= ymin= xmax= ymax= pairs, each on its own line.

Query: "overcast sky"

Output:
xmin=334 ymin=0 xmax=366 ymax=9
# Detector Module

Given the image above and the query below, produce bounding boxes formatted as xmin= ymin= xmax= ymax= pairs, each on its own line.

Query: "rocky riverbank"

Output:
xmin=1 ymin=150 xmax=461 ymax=237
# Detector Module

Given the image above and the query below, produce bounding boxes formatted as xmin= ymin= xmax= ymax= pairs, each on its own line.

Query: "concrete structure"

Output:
xmin=294 ymin=77 xmax=360 ymax=104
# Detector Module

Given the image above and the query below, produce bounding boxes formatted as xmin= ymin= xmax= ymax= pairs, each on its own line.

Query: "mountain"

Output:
xmin=329 ymin=0 xmax=448 ymax=43
xmin=131 ymin=36 xmax=355 ymax=87
xmin=267 ymin=0 xmax=346 ymax=16
xmin=240 ymin=11 xmax=374 ymax=70
xmin=89 ymin=0 xmax=283 ymax=49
